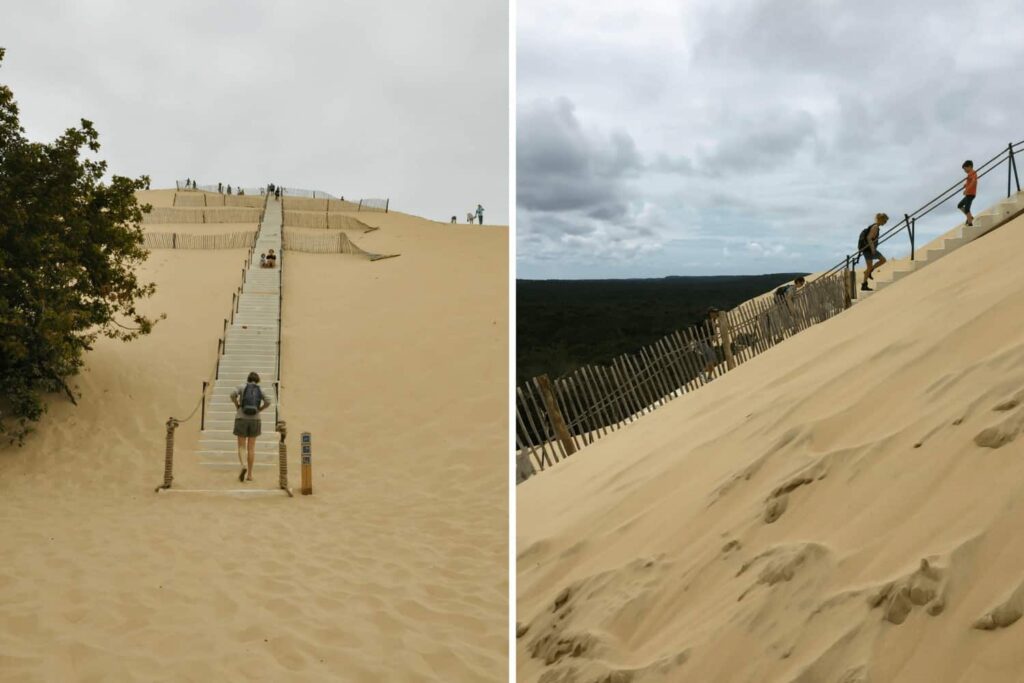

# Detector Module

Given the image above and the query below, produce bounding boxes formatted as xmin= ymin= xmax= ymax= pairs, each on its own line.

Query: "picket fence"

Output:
xmin=515 ymin=272 xmax=848 ymax=482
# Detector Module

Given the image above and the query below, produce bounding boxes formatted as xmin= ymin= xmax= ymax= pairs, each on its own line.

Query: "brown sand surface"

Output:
xmin=136 ymin=188 xmax=177 ymax=207
xmin=0 ymin=206 xmax=508 ymax=681
xmin=518 ymin=215 xmax=1024 ymax=682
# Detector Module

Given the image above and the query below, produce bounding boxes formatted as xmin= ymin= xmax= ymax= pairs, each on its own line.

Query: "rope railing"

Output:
xmin=276 ymin=420 xmax=292 ymax=496
xmin=820 ymin=139 xmax=1022 ymax=280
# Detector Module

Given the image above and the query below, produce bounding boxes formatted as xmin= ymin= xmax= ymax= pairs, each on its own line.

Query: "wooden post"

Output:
xmin=300 ymin=431 xmax=313 ymax=495
xmin=719 ymin=311 xmax=736 ymax=370
xmin=536 ymin=375 xmax=576 ymax=457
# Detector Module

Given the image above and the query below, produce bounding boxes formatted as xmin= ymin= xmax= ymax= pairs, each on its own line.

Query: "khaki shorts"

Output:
xmin=233 ymin=417 xmax=261 ymax=438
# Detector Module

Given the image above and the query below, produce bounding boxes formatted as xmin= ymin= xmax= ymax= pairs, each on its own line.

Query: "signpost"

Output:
xmin=300 ymin=432 xmax=312 ymax=495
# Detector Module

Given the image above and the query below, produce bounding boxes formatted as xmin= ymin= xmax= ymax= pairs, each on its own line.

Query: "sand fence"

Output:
xmin=516 ymin=272 xmax=848 ymax=482
xmin=282 ymin=228 xmax=399 ymax=261
xmin=143 ymin=231 xmax=256 ymax=250
xmin=282 ymin=210 xmax=378 ymax=231
xmin=172 ymin=192 xmax=265 ymax=208
xmin=144 ymin=206 xmax=264 ymax=224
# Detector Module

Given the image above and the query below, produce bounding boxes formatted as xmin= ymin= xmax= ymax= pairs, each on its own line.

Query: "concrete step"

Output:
xmin=216 ymin=362 xmax=277 ymax=370
xmin=197 ymin=461 xmax=278 ymax=470
xmin=197 ymin=452 xmax=279 ymax=464
xmin=203 ymin=421 xmax=277 ymax=432
xmin=197 ymin=438 xmax=278 ymax=448
xmin=200 ymin=432 xmax=278 ymax=444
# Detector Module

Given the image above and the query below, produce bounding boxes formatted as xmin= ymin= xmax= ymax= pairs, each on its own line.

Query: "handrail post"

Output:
xmin=905 ymin=213 xmax=914 ymax=260
xmin=844 ymin=255 xmax=853 ymax=308
xmin=1010 ymin=142 xmax=1020 ymax=196
xmin=200 ymin=381 xmax=207 ymax=431
xmin=1010 ymin=143 xmax=1014 ymax=199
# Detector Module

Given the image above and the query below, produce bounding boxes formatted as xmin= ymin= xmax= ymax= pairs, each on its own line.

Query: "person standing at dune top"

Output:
xmin=231 ymin=372 xmax=271 ymax=482
xmin=858 ymin=213 xmax=889 ymax=291
xmin=476 ymin=203 xmax=484 ymax=225
xmin=959 ymin=159 xmax=977 ymax=226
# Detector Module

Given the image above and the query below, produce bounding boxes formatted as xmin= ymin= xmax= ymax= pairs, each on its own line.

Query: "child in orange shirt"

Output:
xmin=958 ymin=160 xmax=977 ymax=226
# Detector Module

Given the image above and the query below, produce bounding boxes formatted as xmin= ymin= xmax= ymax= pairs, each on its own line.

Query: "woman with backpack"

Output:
xmin=230 ymin=371 xmax=271 ymax=482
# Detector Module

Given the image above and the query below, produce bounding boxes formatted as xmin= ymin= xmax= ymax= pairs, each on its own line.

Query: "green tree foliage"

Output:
xmin=0 ymin=48 xmax=161 ymax=442
xmin=517 ymin=273 xmax=808 ymax=385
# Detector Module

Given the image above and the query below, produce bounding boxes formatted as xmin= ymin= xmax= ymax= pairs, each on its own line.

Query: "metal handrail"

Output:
xmin=819 ymin=139 xmax=1022 ymax=280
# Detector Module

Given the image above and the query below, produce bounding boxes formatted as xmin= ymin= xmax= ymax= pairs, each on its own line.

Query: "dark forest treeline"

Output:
xmin=517 ymin=274 xmax=808 ymax=385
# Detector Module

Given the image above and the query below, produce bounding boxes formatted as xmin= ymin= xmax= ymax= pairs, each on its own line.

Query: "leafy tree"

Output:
xmin=0 ymin=48 xmax=161 ymax=443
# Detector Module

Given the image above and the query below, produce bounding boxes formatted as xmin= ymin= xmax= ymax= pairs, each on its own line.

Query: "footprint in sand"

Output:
xmin=762 ymin=461 xmax=828 ymax=524
xmin=736 ymin=542 xmax=830 ymax=601
xmin=974 ymin=393 xmax=1024 ymax=448
xmin=973 ymin=578 xmax=1024 ymax=630
xmin=868 ymin=558 xmax=946 ymax=625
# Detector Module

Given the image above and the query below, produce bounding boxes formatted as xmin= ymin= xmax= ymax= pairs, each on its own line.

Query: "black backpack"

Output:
xmin=241 ymin=383 xmax=263 ymax=416
xmin=858 ymin=225 xmax=873 ymax=250
xmin=774 ymin=285 xmax=791 ymax=298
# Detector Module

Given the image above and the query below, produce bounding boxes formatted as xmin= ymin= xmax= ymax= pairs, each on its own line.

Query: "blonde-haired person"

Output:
xmin=858 ymin=213 xmax=889 ymax=291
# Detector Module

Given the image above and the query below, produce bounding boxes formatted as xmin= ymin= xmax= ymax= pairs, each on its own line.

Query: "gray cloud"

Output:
xmin=517 ymin=97 xmax=642 ymax=220
xmin=3 ymin=0 xmax=508 ymax=224
xmin=518 ymin=0 xmax=1024 ymax=278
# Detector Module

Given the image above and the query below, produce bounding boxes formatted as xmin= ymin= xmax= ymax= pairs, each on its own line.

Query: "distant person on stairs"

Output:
xmin=772 ymin=276 xmax=805 ymax=337
xmin=697 ymin=308 xmax=722 ymax=382
xmin=476 ymin=204 xmax=484 ymax=225
xmin=266 ymin=249 xmax=277 ymax=268
xmin=858 ymin=213 xmax=889 ymax=291
xmin=231 ymin=372 xmax=271 ymax=482
xmin=958 ymin=160 xmax=977 ymax=226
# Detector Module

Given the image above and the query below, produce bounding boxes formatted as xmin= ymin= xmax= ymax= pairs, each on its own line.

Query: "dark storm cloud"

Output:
xmin=517 ymin=0 xmax=1024 ymax=278
xmin=517 ymin=97 xmax=641 ymax=220
xmin=2 ymin=0 xmax=508 ymax=224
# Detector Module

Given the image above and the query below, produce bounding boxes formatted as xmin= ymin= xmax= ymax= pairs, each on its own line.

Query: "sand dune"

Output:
xmin=517 ymin=214 xmax=1024 ymax=682
xmin=0 ymin=196 xmax=508 ymax=681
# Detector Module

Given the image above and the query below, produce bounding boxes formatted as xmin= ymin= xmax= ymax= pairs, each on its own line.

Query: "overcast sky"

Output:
xmin=2 ymin=0 xmax=508 ymax=224
xmin=517 ymin=0 xmax=1024 ymax=279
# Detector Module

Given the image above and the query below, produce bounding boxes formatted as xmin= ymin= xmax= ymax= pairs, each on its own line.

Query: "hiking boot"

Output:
xmin=861 ymin=283 xmax=872 ymax=292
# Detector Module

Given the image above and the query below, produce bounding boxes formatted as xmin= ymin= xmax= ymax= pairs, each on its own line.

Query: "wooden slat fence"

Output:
xmin=515 ymin=271 xmax=849 ymax=482
xmin=143 ymin=231 xmax=256 ymax=249
xmin=280 ymin=229 xmax=401 ymax=262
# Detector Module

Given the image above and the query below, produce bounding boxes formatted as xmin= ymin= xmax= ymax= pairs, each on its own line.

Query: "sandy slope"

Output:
xmin=0 ymin=205 xmax=508 ymax=681
xmin=517 ymin=214 xmax=1024 ymax=683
